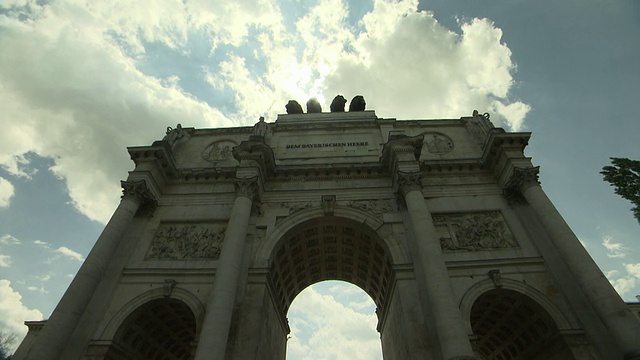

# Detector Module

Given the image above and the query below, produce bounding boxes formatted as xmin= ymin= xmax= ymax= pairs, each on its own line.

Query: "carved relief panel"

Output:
xmin=433 ymin=211 xmax=517 ymax=251
xmin=419 ymin=132 xmax=454 ymax=160
xmin=202 ymin=140 xmax=237 ymax=164
xmin=146 ymin=223 xmax=226 ymax=260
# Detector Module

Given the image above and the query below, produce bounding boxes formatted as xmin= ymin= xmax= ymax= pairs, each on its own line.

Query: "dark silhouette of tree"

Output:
xmin=601 ymin=157 xmax=640 ymax=223
xmin=0 ymin=332 xmax=16 ymax=360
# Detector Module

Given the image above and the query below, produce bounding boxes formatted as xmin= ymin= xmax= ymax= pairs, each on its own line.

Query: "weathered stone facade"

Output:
xmin=14 ymin=110 xmax=640 ymax=360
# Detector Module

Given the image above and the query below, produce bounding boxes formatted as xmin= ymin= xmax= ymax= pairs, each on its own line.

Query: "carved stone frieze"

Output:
xmin=433 ymin=211 xmax=517 ymax=251
xmin=341 ymin=199 xmax=395 ymax=219
xmin=146 ymin=223 xmax=225 ymax=260
xmin=282 ymin=201 xmax=315 ymax=215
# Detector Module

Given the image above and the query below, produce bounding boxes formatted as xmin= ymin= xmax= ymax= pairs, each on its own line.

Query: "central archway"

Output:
xmin=286 ymin=280 xmax=383 ymax=359
xmin=268 ymin=216 xmax=394 ymax=321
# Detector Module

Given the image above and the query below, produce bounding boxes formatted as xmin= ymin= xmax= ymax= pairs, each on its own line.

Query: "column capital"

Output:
xmin=120 ymin=180 xmax=157 ymax=211
xmin=506 ymin=166 xmax=540 ymax=193
xmin=234 ymin=176 xmax=259 ymax=200
xmin=397 ymin=171 xmax=423 ymax=197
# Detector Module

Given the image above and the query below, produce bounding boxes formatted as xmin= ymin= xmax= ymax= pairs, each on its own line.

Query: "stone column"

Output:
xmin=398 ymin=172 xmax=476 ymax=360
xmin=509 ymin=167 xmax=640 ymax=360
xmin=19 ymin=180 xmax=154 ymax=360
xmin=194 ymin=177 xmax=258 ymax=360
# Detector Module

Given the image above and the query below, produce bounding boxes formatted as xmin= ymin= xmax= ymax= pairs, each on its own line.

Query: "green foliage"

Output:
xmin=0 ymin=332 xmax=16 ymax=360
xmin=601 ymin=157 xmax=640 ymax=223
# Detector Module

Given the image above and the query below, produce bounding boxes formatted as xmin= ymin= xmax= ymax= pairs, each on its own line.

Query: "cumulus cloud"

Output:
xmin=54 ymin=246 xmax=84 ymax=262
xmin=322 ymin=2 xmax=528 ymax=129
xmin=606 ymin=263 xmax=640 ymax=298
xmin=287 ymin=284 xmax=381 ymax=360
xmin=0 ymin=0 xmax=528 ymax=225
xmin=602 ymin=236 xmax=627 ymax=258
xmin=0 ymin=1 xmax=233 ymax=223
xmin=0 ymin=177 xmax=15 ymax=208
xmin=0 ymin=279 xmax=44 ymax=353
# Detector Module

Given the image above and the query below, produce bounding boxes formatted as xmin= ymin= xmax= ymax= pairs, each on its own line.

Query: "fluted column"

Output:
xmin=509 ymin=167 xmax=640 ymax=360
xmin=398 ymin=171 xmax=476 ymax=360
xmin=19 ymin=180 xmax=154 ymax=360
xmin=195 ymin=177 xmax=258 ymax=360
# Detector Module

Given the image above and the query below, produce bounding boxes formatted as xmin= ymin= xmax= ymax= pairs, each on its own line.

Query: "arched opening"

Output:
xmin=286 ymin=280 xmax=383 ymax=359
xmin=266 ymin=216 xmax=394 ymax=358
xmin=269 ymin=216 xmax=394 ymax=320
xmin=108 ymin=298 xmax=197 ymax=359
xmin=470 ymin=289 xmax=574 ymax=360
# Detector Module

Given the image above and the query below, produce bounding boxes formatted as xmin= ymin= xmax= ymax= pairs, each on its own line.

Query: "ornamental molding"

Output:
xmin=433 ymin=211 xmax=518 ymax=252
xmin=146 ymin=223 xmax=225 ymax=260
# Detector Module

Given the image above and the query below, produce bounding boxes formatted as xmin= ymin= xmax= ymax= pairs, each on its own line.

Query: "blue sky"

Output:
xmin=1 ymin=0 xmax=639 ymax=357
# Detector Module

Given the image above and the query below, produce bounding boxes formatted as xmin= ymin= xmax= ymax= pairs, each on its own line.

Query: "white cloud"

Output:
xmin=0 ymin=234 xmax=21 ymax=245
xmin=0 ymin=177 xmax=15 ymax=208
xmin=0 ymin=279 xmax=44 ymax=353
xmin=287 ymin=284 xmax=382 ymax=360
xmin=0 ymin=2 xmax=234 ymax=224
xmin=321 ymin=3 xmax=527 ymax=129
xmin=606 ymin=263 xmax=640 ymax=299
xmin=0 ymin=0 xmax=529 ymax=225
xmin=54 ymin=246 xmax=84 ymax=262
xmin=602 ymin=236 xmax=627 ymax=258
xmin=33 ymin=240 xmax=50 ymax=248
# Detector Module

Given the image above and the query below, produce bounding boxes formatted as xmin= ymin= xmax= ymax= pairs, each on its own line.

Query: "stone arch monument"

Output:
xmin=14 ymin=109 xmax=640 ymax=359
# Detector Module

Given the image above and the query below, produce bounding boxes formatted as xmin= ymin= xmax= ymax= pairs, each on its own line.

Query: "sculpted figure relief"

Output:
xmin=147 ymin=224 xmax=225 ymax=260
xmin=424 ymin=133 xmax=454 ymax=154
xmin=434 ymin=211 xmax=517 ymax=251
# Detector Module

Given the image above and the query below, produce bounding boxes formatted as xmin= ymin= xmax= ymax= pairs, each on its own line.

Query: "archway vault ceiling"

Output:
xmin=269 ymin=216 xmax=393 ymax=316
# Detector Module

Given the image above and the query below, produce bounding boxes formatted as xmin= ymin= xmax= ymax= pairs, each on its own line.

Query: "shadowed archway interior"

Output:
xmin=471 ymin=289 xmax=573 ymax=360
xmin=269 ymin=216 xmax=394 ymax=319
xmin=111 ymin=298 xmax=196 ymax=360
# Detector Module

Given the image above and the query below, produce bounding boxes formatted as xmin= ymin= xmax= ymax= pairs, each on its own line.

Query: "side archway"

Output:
xmin=107 ymin=298 xmax=197 ymax=359
xmin=100 ymin=287 xmax=205 ymax=341
xmin=464 ymin=285 xmax=575 ymax=359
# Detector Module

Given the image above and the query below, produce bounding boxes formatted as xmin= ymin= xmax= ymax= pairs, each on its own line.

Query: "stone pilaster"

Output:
xmin=508 ymin=167 xmax=640 ymax=359
xmin=398 ymin=171 xmax=476 ymax=360
xmin=194 ymin=176 xmax=258 ymax=360
xmin=18 ymin=180 xmax=154 ymax=360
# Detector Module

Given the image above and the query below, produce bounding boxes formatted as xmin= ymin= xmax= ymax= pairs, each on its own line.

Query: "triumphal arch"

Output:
xmin=14 ymin=100 xmax=640 ymax=359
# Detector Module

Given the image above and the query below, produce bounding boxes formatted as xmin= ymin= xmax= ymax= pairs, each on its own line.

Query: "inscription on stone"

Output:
xmin=147 ymin=223 xmax=225 ymax=260
xmin=433 ymin=211 xmax=517 ymax=251
xmin=285 ymin=141 xmax=369 ymax=150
